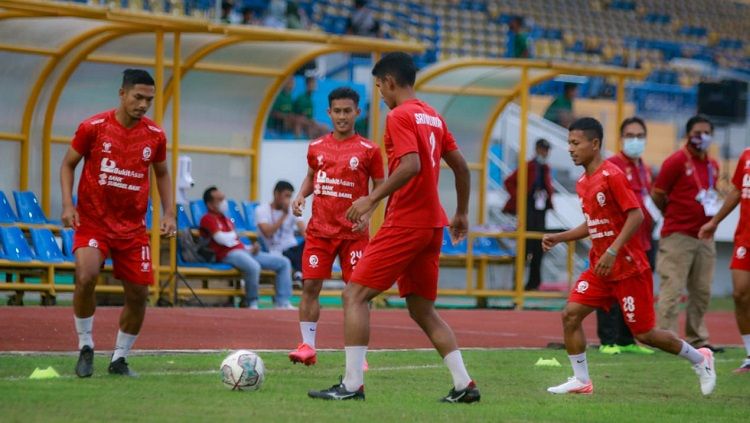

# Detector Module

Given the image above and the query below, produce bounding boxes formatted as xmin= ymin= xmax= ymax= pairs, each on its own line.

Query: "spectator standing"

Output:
xmin=506 ymin=16 xmax=529 ymax=58
xmin=346 ymin=0 xmax=379 ymax=37
xmin=544 ymin=82 xmax=577 ymax=127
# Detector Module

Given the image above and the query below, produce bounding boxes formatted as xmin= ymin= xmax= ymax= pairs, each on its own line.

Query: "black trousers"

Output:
xmin=596 ymin=238 xmax=656 ymax=346
xmin=283 ymin=241 xmax=305 ymax=274
xmin=524 ymin=209 xmax=547 ymax=291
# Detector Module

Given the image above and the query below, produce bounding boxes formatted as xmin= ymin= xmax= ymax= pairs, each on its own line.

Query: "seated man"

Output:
xmin=200 ymin=186 xmax=296 ymax=310
xmin=256 ymin=180 xmax=306 ymax=281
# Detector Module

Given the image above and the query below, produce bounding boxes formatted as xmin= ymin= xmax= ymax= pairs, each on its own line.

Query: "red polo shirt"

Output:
xmin=199 ymin=211 xmax=244 ymax=261
xmin=607 ymin=152 xmax=654 ymax=250
xmin=653 ymin=145 xmax=719 ymax=239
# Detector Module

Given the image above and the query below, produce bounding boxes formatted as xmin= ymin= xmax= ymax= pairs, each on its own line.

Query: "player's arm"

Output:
xmin=651 ymin=157 xmax=679 ymax=213
xmin=443 ymin=149 xmax=471 ymax=244
xmin=293 ymin=166 xmax=315 ymax=217
xmin=651 ymin=189 xmax=668 ymax=213
xmin=152 ymin=160 xmax=176 ymax=237
xmin=352 ymin=177 xmax=385 ymax=232
xmin=346 ymin=152 xmax=420 ymax=222
xmin=699 ymin=185 xmax=740 ymax=240
xmin=257 ymin=212 xmax=287 ymax=239
xmin=542 ymin=222 xmax=589 ymax=252
xmin=60 ymin=147 xmax=84 ymax=228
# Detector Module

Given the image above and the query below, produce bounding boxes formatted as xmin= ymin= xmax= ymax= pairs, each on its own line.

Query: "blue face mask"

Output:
xmin=622 ymin=137 xmax=646 ymax=159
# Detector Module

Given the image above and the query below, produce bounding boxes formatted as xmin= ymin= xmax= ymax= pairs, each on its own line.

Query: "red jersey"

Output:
xmin=654 ymin=146 xmax=719 ymax=238
xmin=732 ymin=149 xmax=750 ymax=245
xmin=607 ymin=152 xmax=654 ymax=251
xmin=199 ymin=211 xmax=244 ymax=261
xmin=72 ymin=110 xmax=167 ymax=239
xmin=306 ymin=133 xmax=384 ymax=239
xmin=577 ymin=161 xmax=650 ymax=281
xmin=382 ymin=99 xmax=458 ymax=228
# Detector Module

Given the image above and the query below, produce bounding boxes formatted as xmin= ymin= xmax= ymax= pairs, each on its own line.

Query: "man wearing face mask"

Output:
xmin=652 ymin=115 xmax=723 ymax=352
xmin=596 ymin=117 xmax=656 ymax=355
xmin=200 ymin=186 xmax=295 ymax=310
xmin=503 ymin=138 xmax=554 ymax=290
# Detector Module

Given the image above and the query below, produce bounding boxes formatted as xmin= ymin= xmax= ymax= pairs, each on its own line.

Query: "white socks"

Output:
xmin=300 ymin=321 xmax=317 ymax=349
xmin=342 ymin=346 xmax=367 ymax=392
xmin=74 ymin=316 xmax=94 ymax=350
xmin=443 ymin=350 xmax=472 ymax=390
xmin=568 ymin=353 xmax=590 ymax=383
xmin=742 ymin=334 xmax=750 ymax=357
xmin=111 ymin=330 xmax=138 ymax=362
xmin=678 ymin=340 xmax=705 ymax=365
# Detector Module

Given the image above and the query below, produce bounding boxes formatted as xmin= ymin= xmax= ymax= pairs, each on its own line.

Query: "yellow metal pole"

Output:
xmin=168 ymin=31 xmax=181 ymax=304
xmin=615 ymin=75 xmax=625 ymax=151
xmin=514 ymin=67 xmax=530 ymax=309
xmin=150 ymin=30 xmax=164 ymax=304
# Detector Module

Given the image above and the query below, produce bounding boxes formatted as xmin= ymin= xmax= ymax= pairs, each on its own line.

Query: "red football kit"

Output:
xmin=302 ymin=132 xmax=384 ymax=281
xmin=71 ymin=110 xmax=167 ymax=285
xmin=351 ymin=99 xmax=459 ymax=300
xmin=568 ymin=161 xmax=655 ymax=334
xmin=730 ymin=149 xmax=750 ymax=272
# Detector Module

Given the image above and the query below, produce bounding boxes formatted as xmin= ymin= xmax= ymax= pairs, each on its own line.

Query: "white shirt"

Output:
xmin=255 ymin=203 xmax=301 ymax=254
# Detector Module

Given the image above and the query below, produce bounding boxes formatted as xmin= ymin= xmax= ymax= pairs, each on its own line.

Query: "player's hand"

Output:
xmin=160 ymin=213 xmax=177 ymax=238
xmin=61 ymin=205 xmax=80 ymax=229
xmin=292 ymin=196 xmax=305 ymax=217
xmin=449 ymin=213 xmax=469 ymax=245
xmin=541 ymin=233 xmax=559 ymax=252
xmin=352 ymin=211 xmax=372 ymax=233
xmin=698 ymin=220 xmax=717 ymax=240
xmin=594 ymin=252 xmax=615 ymax=276
xmin=346 ymin=196 xmax=376 ymax=223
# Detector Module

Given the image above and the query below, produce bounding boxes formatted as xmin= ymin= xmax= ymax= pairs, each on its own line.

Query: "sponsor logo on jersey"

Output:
xmin=309 ymin=255 xmax=319 ymax=268
xmin=90 ymin=118 xmax=105 ymax=125
xmin=317 ymin=154 xmax=324 ymax=166
xmin=98 ymin=173 xmax=107 ymax=185
xmin=147 ymin=125 xmax=162 ymax=133
xmin=745 ymin=159 xmax=750 ymax=169
xmin=349 ymin=156 xmax=359 ymax=170
xmin=575 ymin=281 xmax=589 ymax=293
xmin=625 ymin=312 xmax=636 ymax=323
xmin=102 ymin=141 xmax=112 ymax=153
xmin=142 ymin=146 xmax=152 ymax=161
xmin=596 ymin=192 xmax=606 ymax=207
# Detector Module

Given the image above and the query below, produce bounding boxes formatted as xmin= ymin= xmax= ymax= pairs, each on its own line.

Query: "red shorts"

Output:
xmin=568 ymin=269 xmax=655 ymax=334
xmin=730 ymin=243 xmax=750 ymax=272
xmin=302 ymin=235 xmax=369 ymax=282
xmin=73 ymin=227 xmax=153 ymax=285
xmin=350 ymin=226 xmax=443 ymax=301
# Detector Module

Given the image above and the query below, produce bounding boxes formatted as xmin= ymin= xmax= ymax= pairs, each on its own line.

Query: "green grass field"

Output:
xmin=0 ymin=349 xmax=747 ymax=422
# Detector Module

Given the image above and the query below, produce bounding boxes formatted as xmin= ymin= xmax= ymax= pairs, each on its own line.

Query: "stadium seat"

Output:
xmin=145 ymin=198 xmax=153 ymax=230
xmin=242 ymin=201 xmax=260 ymax=231
xmin=13 ymin=191 xmax=60 ymax=225
xmin=441 ymin=227 xmax=468 ymax=255
xmin=226 ymin=200 xmax=248 ymax=231
xmin=473 ymin=237 xmax=509 ymax=257
xmin=29 ymin=228 xmax=66 ymax=263
xmin=176 ymin=204 xmax=193 ymax=230
xmin=190 ymin=200 xmax=208 ymax=228
xmin=60 ymin=228 xmax=75 ymax=261
xmin=0 ymin=191 xmax=18 ymax=223
xmin=0 ymin=226 xmax=36 ymax=262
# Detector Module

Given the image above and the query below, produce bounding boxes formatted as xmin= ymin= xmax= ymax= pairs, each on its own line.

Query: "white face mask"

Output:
xmin=536 ymin=156 xmax=548 ymax=165
xmin=218 ymin=199 xmax=229 ymax=214
xmin=622 ymin=137 xmax=646 ymax=159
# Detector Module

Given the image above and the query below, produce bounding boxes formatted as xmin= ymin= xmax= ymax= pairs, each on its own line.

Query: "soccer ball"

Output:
xmin=220 ymin=350 xmax=265 ymax=391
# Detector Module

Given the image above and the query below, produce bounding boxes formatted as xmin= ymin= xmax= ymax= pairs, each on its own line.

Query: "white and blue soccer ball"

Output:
xmin=220 ymin=350 xmax=265 ymax=391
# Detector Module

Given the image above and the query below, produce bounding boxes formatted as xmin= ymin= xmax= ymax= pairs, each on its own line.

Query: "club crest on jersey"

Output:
xmin=596 ymin=192 xmax=606 ymax=207
xmin=349 ymin=156 xmax=359 ymax=170
xmin=88 ymin=239 xmax=99 ymax=248
xmin=142 ymin=146 xmax=152 ymax=161
xmin=737 ymin=246 xmax=747 ymax=259
xmin=309 ymin=255 xmax=319 ymax=268
xmin=576 ymin=281 xmax=589 ymax=293
xmin=102 ymin=141 xmax=112 ymax=153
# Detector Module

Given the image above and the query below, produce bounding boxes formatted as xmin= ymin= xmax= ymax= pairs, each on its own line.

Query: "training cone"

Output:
xmin=535 ymin=357 xmax=562 ymax=367
xmin=29 ymin=366 xmax=61 ymax=379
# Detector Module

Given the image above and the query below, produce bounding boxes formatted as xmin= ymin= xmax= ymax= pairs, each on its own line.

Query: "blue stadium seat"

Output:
xmin=13 ymin=191 xmax=60 ymax=225
xmin=441 ymin=227 xmax=467 ymax=255
xmin=60 ymin=228 xmax=75 ymax=261
xmin=242 ymin=201 xmax=260 ymax=231
xmin=0 ymin=226 xmax=35 ymax=261
xmin=176 ymin=204 xmax=193 ymax=230
xmin=145 ymin=198 xmax=153 ymax=230
xmin=473 ymin=237 xmax=509 ymax=256
xmin=0 ymin=191 xmax=18 ymax=223
xmin=29 ymin=228 xmax=65 ymax=263
xmin=227 ymin=200 xmax=248 ymax=231
xmin=190 ymin=200 xmax=208 ymax=228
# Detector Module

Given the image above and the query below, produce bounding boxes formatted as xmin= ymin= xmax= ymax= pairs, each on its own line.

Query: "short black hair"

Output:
xmin=203 ymin=186 xmax=218 ymax=205
xmin=122 ymin=69 xmax=154 ymax=89
xmin=274 ymin=180 xmax=294 ymax=193
xmin=685 ymin=114 xmax=714 ymax=134
xmin=535 ymin=138 xmax=551 ymax=150
xmin=569 ymin=117 xmax=604 ymax=144
xmin=372 ymin=52 xmax=417 ymax=87
xmin=620 ymin=116 xmax=647 ymax=136
xmin=563 ymin=82 xmax=578 ymax=94
xmin=328 ymin=87 xmax=360 ymax=107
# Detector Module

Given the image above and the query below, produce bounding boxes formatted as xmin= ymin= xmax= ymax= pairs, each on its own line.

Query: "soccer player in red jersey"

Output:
xmin=59 ymin=69 xmax=176 ymax=377
xmin=698 ymin=149 xmax=750 ymax=373
xmin=288 ymin=87 xmax=385 ymax=366
xmin=308 ymin=52 xmax=479 ymax=402
xmin=542 ymin=117 xmax=716 ymax=395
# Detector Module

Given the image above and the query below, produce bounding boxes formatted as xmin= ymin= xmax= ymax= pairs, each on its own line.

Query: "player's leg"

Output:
xmin=223 ymin=249 xmax=261 ymax=309
xmin=72 ymin=232 xmax=107 ymax=378
xmin=731 ymin=269 xmax=750 ymax=373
